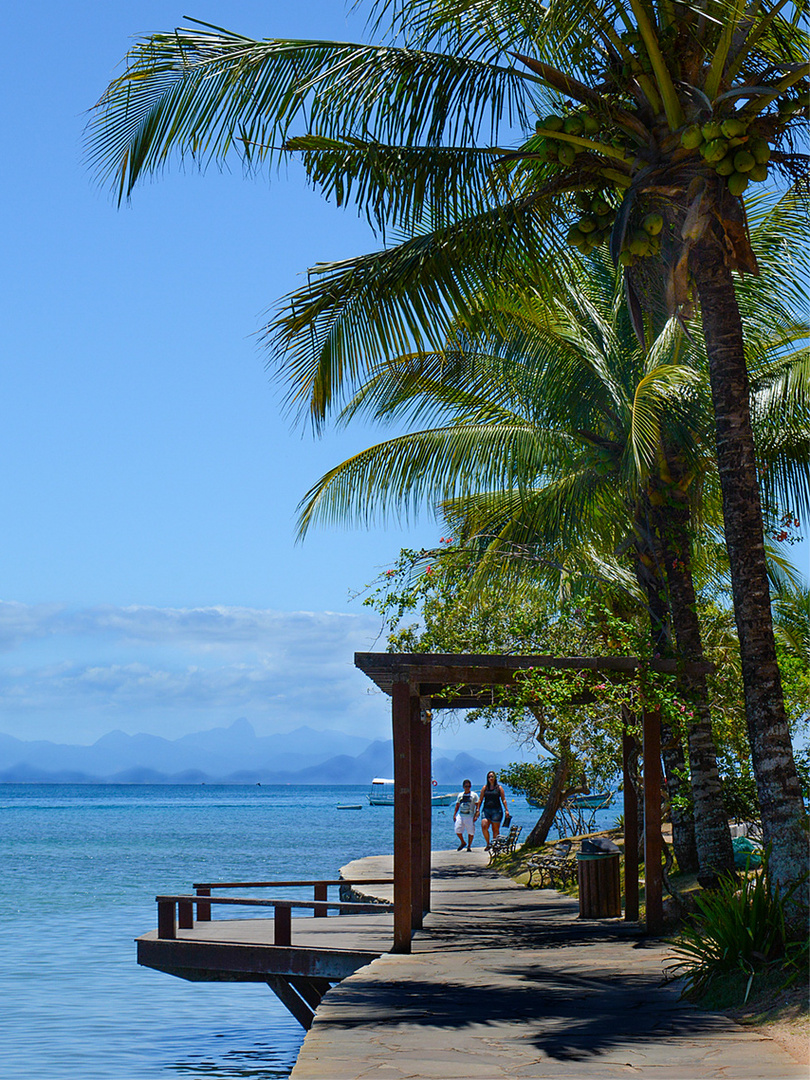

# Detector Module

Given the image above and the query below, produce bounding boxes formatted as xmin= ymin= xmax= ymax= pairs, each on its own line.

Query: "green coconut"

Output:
xmin=680 ymin=124 xmax=704 ymax=149
xmin=701 ymin=120 xmax=723 ymax=141
xmin=619 ymin=250 xmax=634 ymax=267
xmin=575 ymin=191 xmax=592 ymax=211
xmin=715 ymin=155 xmax=736 ymax=176
xmin=567 ymin=226 xmax=587 ymax=249
xmin=558 ymin=144 xmax=577 ymax=166
xmin=628 ymin=229 xmax=651 ymax=256
xmin=749 ymin=162 xmax=768 ymax=182
xmin=702 ymin=138 xmax=729 ymax=163
xmin=582 ymin=115 xmax=600 ymax=135
xmin=720 ymin=117 xmax=748 ymax=139
xmin=563 ymin=115 xmax=584 ymax=135
xmin=727 ymin=171 xmax=750 ymax=196
xmin=748 ymin=137 xmax=771 ymax=164
xmin=591 ymin=196 xmax=612 ymax=215
xmin=542 ymin=114 xmax=564 ymax=131
xmin=733 ymin=150 xmax=756 ymax=173
xmin=642 ymin=212 xmax=664 ymax=236
xmin=578 ymin=215 xmax=598 ymax=233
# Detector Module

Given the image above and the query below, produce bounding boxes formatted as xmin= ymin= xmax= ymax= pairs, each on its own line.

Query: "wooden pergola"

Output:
xmin=355 ymin=651 xmax=711 ymax=952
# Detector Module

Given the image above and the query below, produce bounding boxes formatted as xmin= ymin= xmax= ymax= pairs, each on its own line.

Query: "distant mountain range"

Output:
xmin=0 ymin=718 xmax=510 ymax=785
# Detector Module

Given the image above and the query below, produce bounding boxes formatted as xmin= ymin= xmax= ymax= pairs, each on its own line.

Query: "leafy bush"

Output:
xmin=670 ymin=848 xmax=808 ymax=1004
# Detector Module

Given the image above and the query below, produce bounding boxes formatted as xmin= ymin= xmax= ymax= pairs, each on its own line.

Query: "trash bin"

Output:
xmin=577 ymin=837 xmax=621 ymax=918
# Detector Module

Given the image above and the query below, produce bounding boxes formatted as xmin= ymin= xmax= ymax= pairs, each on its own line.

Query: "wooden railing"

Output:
xmin=156 ymin=879 xmax=394 ymax=944
xmin=190 ymin=878 xmax=393 ymax=920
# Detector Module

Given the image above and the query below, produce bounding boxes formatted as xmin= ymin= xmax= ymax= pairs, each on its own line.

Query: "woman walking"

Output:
xmin=478 ymin=771 xmax=509 ymax=851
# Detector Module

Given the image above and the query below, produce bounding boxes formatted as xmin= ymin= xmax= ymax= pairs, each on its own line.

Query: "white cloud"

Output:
xmin=0 ymin=601 xmax=390 ymax=741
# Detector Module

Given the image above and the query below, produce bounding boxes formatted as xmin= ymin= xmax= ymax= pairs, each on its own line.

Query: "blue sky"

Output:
xmin=1 ymin=2 xmax=806 ymax=749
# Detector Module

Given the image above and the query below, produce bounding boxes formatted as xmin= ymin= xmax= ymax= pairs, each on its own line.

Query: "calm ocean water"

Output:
xmin=2 ymin=783 xmax=620 ymax=1079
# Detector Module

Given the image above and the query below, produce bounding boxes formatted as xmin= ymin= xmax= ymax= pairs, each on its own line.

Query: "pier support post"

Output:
xmin=274 ymin=904 xmax=292 ymax=947
xmin=195 ymin=886 xmax=211 ymax=921
xmin=178 ymin=899 xmax=194 ymax=929
xmin=157 ymin=900 xmax=176 ymax=940
xmin=642 ymin=707 xmax=663 ymax=935
xmin=622 ymin=711 xmax=639 ymax=922
xmin=313 ymin=882 xmax=328 ymax=919
xmin=392 ymin=679 xmax=413 ymax=953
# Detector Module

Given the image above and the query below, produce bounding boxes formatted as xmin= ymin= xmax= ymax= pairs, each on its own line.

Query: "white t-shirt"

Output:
xmin=455 ymin=790 xmax=479 ymax=817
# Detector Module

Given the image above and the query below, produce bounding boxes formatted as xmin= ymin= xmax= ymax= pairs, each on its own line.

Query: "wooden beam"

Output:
xmin=266 ymin=974 xmax=315 ymax=1029
xmin=392 ymin=680 xmax=413 ymax=953
xmin=355 ymin=652 xmax=715 ymax=699
xmin=289 ymin=975 xmax=331 ymax=1010
xmin=642 ymin=707 xmax=663 ymax=935
xmin=622 ymin=715 xmax=639 ymax=923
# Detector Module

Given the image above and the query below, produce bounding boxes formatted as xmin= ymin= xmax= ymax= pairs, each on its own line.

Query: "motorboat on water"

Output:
xmin=527 ymin=791 xmax=614 ymax=810
xmin=367 ymin=778 xmax=457 ymax=806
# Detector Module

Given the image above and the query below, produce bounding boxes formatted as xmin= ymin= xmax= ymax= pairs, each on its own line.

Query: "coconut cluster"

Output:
xmin=619 ymin=212 xmax=664 ymax=267
xmin=566 ymin=191 xmax=616 ymax=254
xmin=680 ymin=117 xmax=770 ymax=196
xmin=532 ymin=106 xmax=627 ymax=166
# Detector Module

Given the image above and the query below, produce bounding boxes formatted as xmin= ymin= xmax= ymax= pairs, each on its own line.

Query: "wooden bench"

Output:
xmin=488 ymin=824 xmax=522 ymax=860
xmin=526 ymin=840 xmax=578 ymax=888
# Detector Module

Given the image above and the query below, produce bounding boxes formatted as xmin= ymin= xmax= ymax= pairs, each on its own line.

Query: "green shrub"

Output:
xmin=669 ymin=848 xmax=808 ymax=1004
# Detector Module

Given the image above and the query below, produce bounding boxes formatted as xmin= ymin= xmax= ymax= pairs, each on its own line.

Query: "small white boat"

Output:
xmin=527 ymin=791 xmax=614 ymax=810
xmin=367 ymin=778 xmax=457 ymax=807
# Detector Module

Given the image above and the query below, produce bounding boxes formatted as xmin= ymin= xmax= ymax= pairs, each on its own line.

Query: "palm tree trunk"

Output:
xmin=693 ymin=231 xmax=806 ymax=890
xmin=633 ymin=509 xmax=699 ymax=873
xmin=653 ymin=485 xmax=735 ymax=882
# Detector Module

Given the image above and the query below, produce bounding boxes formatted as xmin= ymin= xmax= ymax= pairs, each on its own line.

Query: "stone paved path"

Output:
xmin=291 ymin=850 xmax=805 ymax=1080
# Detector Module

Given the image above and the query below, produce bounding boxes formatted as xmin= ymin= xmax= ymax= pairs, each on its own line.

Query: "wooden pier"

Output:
xmin=137 ymin=878 xmax=394 ymax=1028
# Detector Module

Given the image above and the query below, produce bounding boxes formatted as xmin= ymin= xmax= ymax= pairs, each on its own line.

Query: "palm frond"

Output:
xmin=287 ymin=137 xmax=512 ymax=233
xmin=296 ymin=422 xmax=572 ymax=536
xmin=267 ymin=194 xmax=571 ymax=424
xmin=86 ymin=24 xmax=541 ymax=202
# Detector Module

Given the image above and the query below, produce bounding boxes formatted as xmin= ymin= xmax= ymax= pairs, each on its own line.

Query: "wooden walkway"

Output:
xmin=291 ymin=850 xmax=806 ymax=1080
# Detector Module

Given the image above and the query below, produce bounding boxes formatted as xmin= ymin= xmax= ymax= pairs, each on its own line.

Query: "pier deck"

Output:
xmin=291 ymin=850 xmax=805 ymax=1080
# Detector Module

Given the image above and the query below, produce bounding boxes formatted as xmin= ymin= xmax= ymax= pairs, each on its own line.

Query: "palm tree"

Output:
xmin=295 ymin=235 xmax=807 ymax=881
xmin=85 ymin=2 xmax=809 ymax=884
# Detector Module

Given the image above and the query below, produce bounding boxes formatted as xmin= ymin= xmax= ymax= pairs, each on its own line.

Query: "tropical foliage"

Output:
xmin=670 ymin=848 xmax=809 ymax=1005
xmin=85 ymin=0 xmax=810 ymax=886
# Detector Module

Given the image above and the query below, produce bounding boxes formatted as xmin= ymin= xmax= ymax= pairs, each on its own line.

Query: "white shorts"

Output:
xmin=455 ymin=813 xmax=475 ymax=835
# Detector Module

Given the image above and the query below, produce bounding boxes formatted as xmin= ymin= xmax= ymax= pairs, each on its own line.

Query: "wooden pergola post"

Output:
xmin=420 ymin=703 xmax=432 ymax=915
xmin=622 ymin=710 xmax=639 ymax=922
xmin=392 ymin=679 xmax=413 ymax=953
xmin=409 ymin=693 xmax=424 ymax=930
xmin=642 ymin=707 xmax=664 ymax=935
